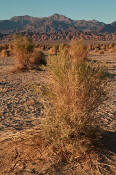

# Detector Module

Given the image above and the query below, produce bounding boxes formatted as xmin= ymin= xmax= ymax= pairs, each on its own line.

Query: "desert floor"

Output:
xmin=0 ymin=52 xmax=116 ymax=175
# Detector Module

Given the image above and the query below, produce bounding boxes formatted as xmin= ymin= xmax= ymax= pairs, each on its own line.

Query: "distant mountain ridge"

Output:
xmin=0 ymin=14 xmax=116 ymax=34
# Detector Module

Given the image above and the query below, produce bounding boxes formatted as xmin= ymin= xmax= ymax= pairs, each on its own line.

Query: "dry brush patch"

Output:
xmin=33 ymin=45 xmax=114 ymax=174
xmin=29 ymin=50 xmax=47 ymax=66
xmin=0 ymin=42 xmax=116 ymax=174
xmin=11 ymin=34 xmax=47 ymax=72
xmin=0 ymin=43 xmax=10 ymax=57
xmin=11 ymin=34 xmax=34 ymax=72
xmin=69 ymin=40 xmax=88 ymax=61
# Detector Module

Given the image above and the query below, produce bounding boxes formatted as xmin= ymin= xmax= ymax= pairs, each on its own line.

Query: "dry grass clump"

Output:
xmin=39 ymin=49 xmax=107 ymax=162
xmin=29 ymin=50 xmax=47 ymax=66
xmin=0 ymin=49 xmax=10 ymax=57
xmin=100 ymin=44 xmax=106 ymax=51
xmin=99 ymin=50 xmax=104 ymax=55
xmin=11 ymin=34 xmax=34 ymax=71
xmin=48 ymin=45 xmax=59 ymax=55
xmin=69 ymin=40 xmax=88 ymax=61
xmin=108 ymin=42 xmax=115 ymax=49
xmin=0 ymin=43 xmax=10 ymax=57
xmin=87 ymin=44 xmax=93 ymax=51
xmin=94 ymin=48 xmax=99 ymax=53
xmin=0 ymin=43 xmax=8 ymax=51
xmin=59 ymin=43 xmax=69 ymax=51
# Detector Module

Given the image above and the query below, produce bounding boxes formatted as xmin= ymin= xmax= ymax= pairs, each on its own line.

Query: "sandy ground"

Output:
xmin=0 ymin=52 xmax=116 ymax=175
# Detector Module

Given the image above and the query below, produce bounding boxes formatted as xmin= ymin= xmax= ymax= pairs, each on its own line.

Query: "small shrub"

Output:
xmin=69 ymin=40 xmax=88 ymax=61
xmin=0 ymin=49 xmax=10 ymax=57
xmin=87 ymin=44 xmax=93 ymax=51
xmin=11 ymin=34 xmax=34 ymax=70
xmin=39 ymin=49 xmax=107 ymax=161
xmin=101 ymin=44 xmax=106 ymax=51
xmin=29 ymin=50 xmax=47 ymax=66
xmin=109 ymin=48 xmax=114 ymax=53
xmin=0 ymin=43 xmax=8 ymax=50
xmin=48 ymin=45 xmax=59 ymax=55
xmin=94 ymin=48 xmax=99 ymax=53
xmin=99 ymin=50 xmax=104 ymax=54
xmin=108 ymin=42 xmax=114 ymax=49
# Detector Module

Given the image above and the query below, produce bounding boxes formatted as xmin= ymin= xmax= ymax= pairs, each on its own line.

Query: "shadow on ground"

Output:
xmin=102 ymin=131 xmax=116 ymax=154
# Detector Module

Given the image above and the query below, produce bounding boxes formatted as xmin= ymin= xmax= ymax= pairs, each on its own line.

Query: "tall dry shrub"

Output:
xmin=69 ymin=40 xmax=88 ymax=61
xmin=11 ymin=34 xmax=34 ymax=70
xmin=39 ymin=49 xmax=107 ymax=160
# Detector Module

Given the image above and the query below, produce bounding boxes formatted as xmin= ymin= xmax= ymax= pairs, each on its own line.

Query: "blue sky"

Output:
xmin=0 ymin=0 xmax=115 ymax=23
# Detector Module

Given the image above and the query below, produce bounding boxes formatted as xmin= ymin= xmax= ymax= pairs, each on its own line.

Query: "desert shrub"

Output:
xmin=108 ymin=42 xmax=114 ymax=49
xmin=0 ymin=44 xmax=9 ymax=56
xmin=8 ymin=43 xmax=14 ymax=56
xmin=48 ymin=45 xmax=59 ymax=55
xmin=87 ymin=44 xmax=92 ymax=51
xmin=94 ymin=48 xmax=99 ymax=53
xmin=0 ymin=43 xmax=8 ymax=50
xmin=99 ymin=50 xmax=104 ymax=54
xmin=39 ymin=49 xmax=107 ymax=161
xmin=59 ymin=43 xmax=69 ymax=51
xmin=58 ymin=43 xmax=70 ymax=57
xmin=69 ymin=40 xmax=88 ymax=61
xmin=0 ymin=49 xmax=10 ymax=57
xmin=108 ymin=44 xmax=116 ymax=53
xmin=11 ymin=34 xmax=34 ymax=70
xmin=109 ymin=48 xmax=114 ymax=53
xmin=29 ymin=50 xmax=47 ymax=66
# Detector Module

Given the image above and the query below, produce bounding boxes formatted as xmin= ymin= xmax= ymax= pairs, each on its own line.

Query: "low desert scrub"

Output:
xmin=69 ymin=40 xmax=88 ymax=61
xmin=108 ymin=42 xmax=115 ymax=49
xmin=11 ymin=34 xmax=34 ymax=71
xmin=87 ymin=44 xmax=93 ymax=51
xmin=109 ymin=48 xmax=114 ymax=53
xmin=114 ymin=55 xmax=116 ymax=60
xmin=59 ymin=43 xmax=69 ymax=51
xmin=29 ymin=50 xmax=47 ymax=66
xmin=101 ymin=44 xmax=106 ymax=51
xmin=99 ymin=50 xmax=104 ymax=54
xmin=0 ymin=43 xmax=10 ymax=57
xmin=0 ymin=43 xmax=8 ymax=51
xmin=39 ymin=49 xmax=107 ymax=163
xmin=0 ymin=49 xmax=10 ymax=57
xmin=48 ymin=45 xmax=59 ymax=55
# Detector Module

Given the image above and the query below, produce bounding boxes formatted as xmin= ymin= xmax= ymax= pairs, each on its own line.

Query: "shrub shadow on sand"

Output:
xmin=102 ymin=131 xmax=116 ymax=154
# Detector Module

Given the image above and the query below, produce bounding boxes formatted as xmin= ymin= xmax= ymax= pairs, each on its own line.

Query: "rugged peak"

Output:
xmin=49 ymin=13 xmax=72 ymax=22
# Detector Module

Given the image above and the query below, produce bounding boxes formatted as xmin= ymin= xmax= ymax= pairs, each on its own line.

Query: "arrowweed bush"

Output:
xmin=39 ymin=46 xmax=107 ymax=161
xmin=11 ymin=34 xmax=34 ymax=71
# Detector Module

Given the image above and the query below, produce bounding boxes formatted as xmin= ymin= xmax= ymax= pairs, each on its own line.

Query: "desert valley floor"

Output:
xmin=0 ymin=52 xmax=116 ymax=175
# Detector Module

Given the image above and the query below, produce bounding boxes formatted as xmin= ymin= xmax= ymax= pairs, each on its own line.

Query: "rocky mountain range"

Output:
xmin=0 ymin=14 xmax=116 ymax=34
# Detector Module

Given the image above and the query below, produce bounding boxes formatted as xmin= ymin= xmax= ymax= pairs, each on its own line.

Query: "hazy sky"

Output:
xmin=0 ymin=0 xmax=115 ymax=23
